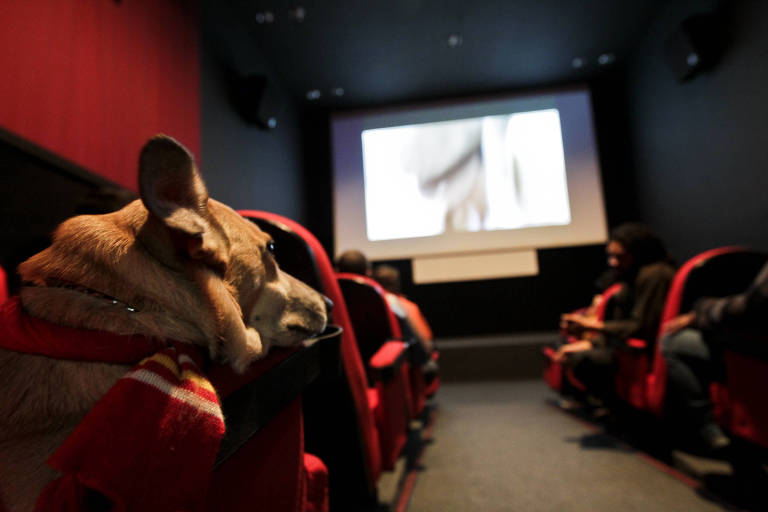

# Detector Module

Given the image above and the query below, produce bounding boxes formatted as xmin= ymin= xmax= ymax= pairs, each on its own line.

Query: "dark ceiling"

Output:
xmin=211 ymin=0 xmax=671 ymax=109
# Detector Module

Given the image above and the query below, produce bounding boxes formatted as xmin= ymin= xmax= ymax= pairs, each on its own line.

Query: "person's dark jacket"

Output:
xmin=693 ymin=261 xmax=768 ymax=332
xmin=602 ymin=261 xmax=677 ymax=344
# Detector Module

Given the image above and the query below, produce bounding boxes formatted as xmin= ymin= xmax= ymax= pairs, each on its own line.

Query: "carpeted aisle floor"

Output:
xmin=406 ymin=380 xmax=727 ymax=512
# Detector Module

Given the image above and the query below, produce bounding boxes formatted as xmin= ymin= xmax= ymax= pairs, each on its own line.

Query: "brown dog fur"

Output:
xmin=0 ymin=135 xmax=327 ymax=511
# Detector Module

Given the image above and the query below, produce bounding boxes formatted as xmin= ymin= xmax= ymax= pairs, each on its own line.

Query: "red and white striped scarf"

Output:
xmin=0 ymin=297 xmax=225 ymax=512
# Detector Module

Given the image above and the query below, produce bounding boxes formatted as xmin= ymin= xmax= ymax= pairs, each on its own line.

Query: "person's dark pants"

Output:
xmin=661 ymin=328 xmax=721 ymax=430
xmin=568 ymin=345 xmax=617 ymax=403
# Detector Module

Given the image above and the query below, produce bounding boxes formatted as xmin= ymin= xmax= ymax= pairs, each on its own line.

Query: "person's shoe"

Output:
xmin=697 ymin=422 xmax=731 ymax=452
xmin=557 ymin=396 xmax=582 ymax=411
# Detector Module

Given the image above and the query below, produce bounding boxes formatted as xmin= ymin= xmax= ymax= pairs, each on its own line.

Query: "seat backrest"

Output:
xmin=647 ymin=246 xmax=768 ymax=415
xmin=205 ymin=325 xmax=339 ymax=512
xmin=595 ymin=282 xmax=624 ymax=321
xmin=337 ymin=273 xmax=402 ymax=367
xmin=206 ymin=345 xmax=311 ymax=511
xmin=659 ymin=247 xmax=768 ymax=336
xmin=238 ymin=210 xmax=382 ymax=501
xmin=0 ymin=265 xmax=7 ymax=305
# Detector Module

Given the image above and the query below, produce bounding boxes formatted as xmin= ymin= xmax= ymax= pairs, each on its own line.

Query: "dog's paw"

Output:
xmin=227 ymin=327 xmax=271 ymax=373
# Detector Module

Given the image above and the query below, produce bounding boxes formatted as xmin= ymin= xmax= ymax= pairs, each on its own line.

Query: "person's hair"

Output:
xmin=335 ymin=250 xmax=369 ymax=275
xmin=609 ymin=222 xmax=668 ymax=269
xmin=373 ymin=264 xmax=401 ymax=294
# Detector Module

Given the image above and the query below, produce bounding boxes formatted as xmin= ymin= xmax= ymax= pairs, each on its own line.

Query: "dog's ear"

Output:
xmin=139 ymin=135 xmax=209 ymax=237
xmin=139 ymin=135 xmax=228 ymax=268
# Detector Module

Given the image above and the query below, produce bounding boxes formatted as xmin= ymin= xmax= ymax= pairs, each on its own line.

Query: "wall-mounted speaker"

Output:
xmin=664 ymin=12 xmax=725 ymax=82
xmin=229 ymin=73 xmax=279 ymax=130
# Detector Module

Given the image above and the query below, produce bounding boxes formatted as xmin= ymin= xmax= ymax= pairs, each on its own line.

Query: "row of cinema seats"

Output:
xmin=238 ymin=210 xmax=439 ymax=511
xmin=0 ymin=209 xmax=437 ymax=511
xmin=544 ymin=246 xmax=768 ymax=452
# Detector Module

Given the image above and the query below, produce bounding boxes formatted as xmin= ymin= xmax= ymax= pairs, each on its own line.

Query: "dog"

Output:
xmin=0 ymin=135 xmax=328 ymax=511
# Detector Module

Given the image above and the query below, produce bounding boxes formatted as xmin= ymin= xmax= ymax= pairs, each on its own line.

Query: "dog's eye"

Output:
xmin=266 ymin=240 xmax=276 ymax=254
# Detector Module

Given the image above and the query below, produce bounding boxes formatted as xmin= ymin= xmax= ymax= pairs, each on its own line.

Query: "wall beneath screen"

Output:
xmin=625 ymin=0 xmax=768 ymax=261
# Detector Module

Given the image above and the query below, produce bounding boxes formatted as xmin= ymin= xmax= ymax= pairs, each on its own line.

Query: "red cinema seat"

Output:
xmin=238 ymin=210 xmax=412 ymax=510
xmin=0 ymin=265 xmax=7 ymax=305
xmin=207 ymin=328 xmax=339 ymax=512
xmin=14 ymin=310 xmax=336 ymax=512
xmin=717 ymin=350 xmax=768 ymax=447
xmin=612 ymin=247 xmax=767 ymax=418
xmin=395 ymin=295 xmax=440 ymax=412
xmin=543 ymin=282 xmax=624 ymax=393
xmin=337 ymin=273 xmax=413 ymax=465
xmin=643 ymin=247 xmax=768 ymax=448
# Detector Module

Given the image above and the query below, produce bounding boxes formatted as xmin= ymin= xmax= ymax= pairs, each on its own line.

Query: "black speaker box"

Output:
xmin=229 ymin=74 xmax=279 ymax=130
xmin=665 ymin=12 xmax=725 ymax=82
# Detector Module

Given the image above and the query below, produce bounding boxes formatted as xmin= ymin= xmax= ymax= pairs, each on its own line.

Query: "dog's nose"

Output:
xmin=322 ymin=294 xmax=334 ymax=314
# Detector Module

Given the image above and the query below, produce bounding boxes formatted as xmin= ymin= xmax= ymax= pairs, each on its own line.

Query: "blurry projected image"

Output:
xmin=361 ymin=109 xmax=570 ymax=242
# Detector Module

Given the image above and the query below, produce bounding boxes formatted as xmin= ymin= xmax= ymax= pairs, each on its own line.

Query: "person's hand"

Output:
xmin=560 ymin=313 xmax=583 ymax=334
xmin=553 ymin=340 xmax=594 ymax=363
xmin=662 ymin=311 xmax=696 ymax=335
xmin=584 ymin=294 xmax=604 ymax=317
xmin=561 ymin=313 xmax=603 ymax=334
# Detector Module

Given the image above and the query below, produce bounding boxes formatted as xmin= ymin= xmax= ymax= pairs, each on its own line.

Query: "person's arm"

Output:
xmin=693 ymin=261 xmax=768 ymax=331
xmin=398 ymin=295 xmax=435 ymax=353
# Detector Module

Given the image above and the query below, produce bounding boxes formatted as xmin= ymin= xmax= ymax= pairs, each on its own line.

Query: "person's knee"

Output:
xmin=661 ymin=329 xmax=709 ymax=359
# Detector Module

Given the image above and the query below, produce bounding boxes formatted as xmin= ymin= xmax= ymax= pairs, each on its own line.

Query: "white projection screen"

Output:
xmin=331 ymin=87 xmax=607 ymax=282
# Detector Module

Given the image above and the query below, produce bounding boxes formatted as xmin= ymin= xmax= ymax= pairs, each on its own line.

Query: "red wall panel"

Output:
xmin=0 ymin=0 xmax=200 ymax=191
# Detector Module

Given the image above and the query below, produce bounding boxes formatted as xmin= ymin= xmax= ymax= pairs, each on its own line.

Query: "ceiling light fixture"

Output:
xmin=447 ymin=34 xmax=463 ymax=47
xmin=306 ymin=89 xmax=321 ymax=100
xmin=597 ymin=53 xmax=615 ymax=65
xmin=331 ymin=87 xmax=345 ymax=97
xmin=289 ymin=6 xmax=306 ymax=22
xmin=255 ymin=11 xmax=274 ymax=24
xmin=571 ymin=57 xmax=584 ymax=69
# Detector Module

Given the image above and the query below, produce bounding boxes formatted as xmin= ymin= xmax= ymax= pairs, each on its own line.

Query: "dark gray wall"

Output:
xmin=200 ymin=1 xmax=305 ymax=223
xmin=626 ymin=0 xmax=768 ymax=261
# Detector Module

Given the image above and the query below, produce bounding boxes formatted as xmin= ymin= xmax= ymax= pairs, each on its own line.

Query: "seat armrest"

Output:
xmin=369 ymin=340 xmax=408 ymax=381
xmin=406 ymin=337 xmax=430 ymax=365
xmin=622 ymin=338 xmax=648 ymax=353
xmin=212 ymin=325 xmax=342 ymax=467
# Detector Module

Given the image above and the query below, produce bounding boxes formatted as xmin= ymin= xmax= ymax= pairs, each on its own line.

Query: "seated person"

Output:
xmin=335 ymin=249 xmax=371 ymax=276
xmin=372 ymin=264 xmax=435 ymax=355
xmin=661 ymin=259 xmax=768 ymax=451
xmin=558 ymin=269 xmax=618 ymax=339
xmin=336 ymin=254 xmax=438 ymax=377
xmin=556 ymin=223 xmax=676 ymax=407
xmin=335 ymin=250 xmax=410 ymax=329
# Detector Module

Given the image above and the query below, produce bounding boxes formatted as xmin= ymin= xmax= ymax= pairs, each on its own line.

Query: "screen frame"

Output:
xmin=331 ymin=85 xmax=608 ymax=260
